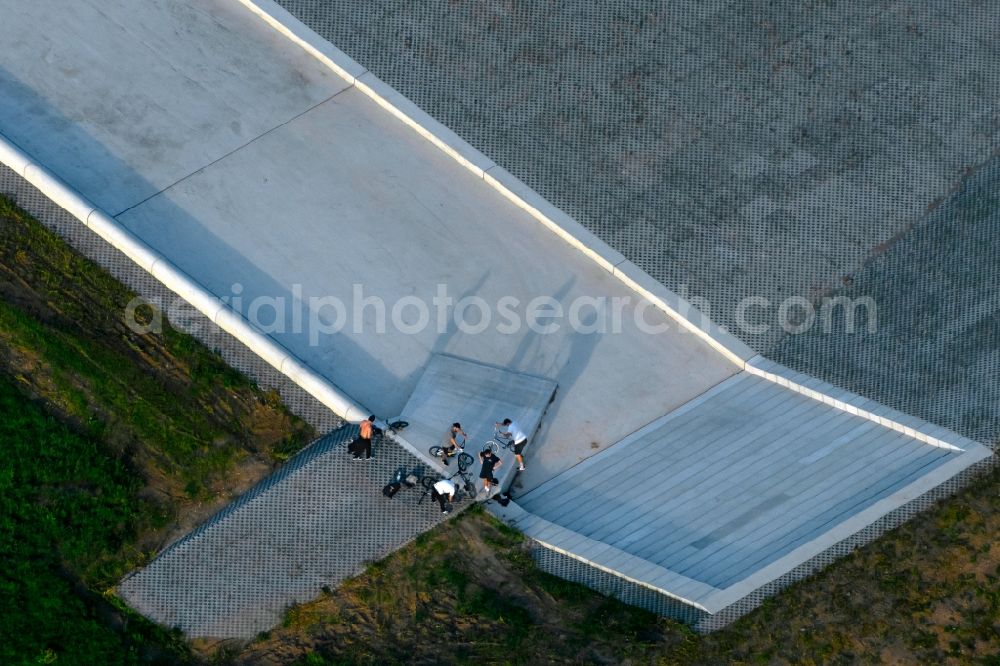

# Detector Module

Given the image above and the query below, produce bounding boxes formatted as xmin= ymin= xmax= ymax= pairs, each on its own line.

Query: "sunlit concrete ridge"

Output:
xmin=0 ymin=0 xmax=991 ymax=635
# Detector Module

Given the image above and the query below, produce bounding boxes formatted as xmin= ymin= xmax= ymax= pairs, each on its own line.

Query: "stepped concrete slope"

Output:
xmin=0 ymin=0 xmax=991 ymax=634
xmin=503 ymin=371 xmax=989 ymax=618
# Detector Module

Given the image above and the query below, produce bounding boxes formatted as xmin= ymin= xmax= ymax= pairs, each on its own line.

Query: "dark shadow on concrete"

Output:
xmin=0 ymin=66 xmax=404 ymax=415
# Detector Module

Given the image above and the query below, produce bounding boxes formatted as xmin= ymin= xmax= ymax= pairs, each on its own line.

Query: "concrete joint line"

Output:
xmin=113 ymin=86 xmax=352 ymax=219
xmin=236 ymin=0 xmax=755 ymax=368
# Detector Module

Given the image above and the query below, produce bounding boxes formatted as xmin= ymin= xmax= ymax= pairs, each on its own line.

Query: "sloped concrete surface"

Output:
xmin=517 ymin=372 xmax=983 ymax=593
xmin=0 ymin=0 xmax=344 ymax=216
xmin=273 ymin=0 xmax=1000 ymax=354
xmin=274 ymin=0 xmax=1000 ymax=447
xmin=0 ymin=0 xmax=738 ymax=471
xmin=3 ymin=0 xmax=995 ymax=639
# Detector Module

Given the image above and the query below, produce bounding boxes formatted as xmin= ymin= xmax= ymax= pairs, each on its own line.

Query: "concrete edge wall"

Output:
xmin=487 ymin=501 xmax=715 ymax=610
xmin=0 ymin=131 xmax=369 ymax=424
xmin=1 ymin=0 xmax=991 ymax=636
xmin=0 ymin=129 xmax=527 ymax=491
xmin=524 ymin=452 xmax=996 ymax=632
xmin=234 ymin=0 xmax=756 ymax=368
xmin=491 ymin=439 xmax=991 ymax=620
xmin=228 ymin=0 xmax=1000 ymax=634
xmin=744 ymin=356 xmax=991 ymax=452
xmin=530 ymin=541 xmax=711 ymax=627
xmin=702 ymin=442 xmax=994 ymax=612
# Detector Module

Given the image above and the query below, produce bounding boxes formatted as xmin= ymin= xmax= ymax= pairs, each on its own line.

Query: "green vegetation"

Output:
xmin=0 ymin=194 xmax=315 ymax=663
xmin=0 ymin=195 xmax=313 ymax=497
xmin=240 ymin=507 xmax=686 ymax=665
xmin=0 ymin=375 xmax=191 ymax=664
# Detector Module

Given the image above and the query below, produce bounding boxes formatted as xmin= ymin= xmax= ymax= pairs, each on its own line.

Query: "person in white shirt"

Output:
xmin=497 ymin=417 xmax=528 ymax=471
xmin=432 ymin=478 xmax=456 ymax=514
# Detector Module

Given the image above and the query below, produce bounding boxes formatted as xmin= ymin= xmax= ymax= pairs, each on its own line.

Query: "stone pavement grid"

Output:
xmin=117 ymin=425 xmax=451 ymax=639
xmin=770 ymin=158 xmax=1000 ymax=446
xmin=273 ymin=0 xmax=1000 ymax=446
xmin=0 ymin=161 xmax=481 ymax=638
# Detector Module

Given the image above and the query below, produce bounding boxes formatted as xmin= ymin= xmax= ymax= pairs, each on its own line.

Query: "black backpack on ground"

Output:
xmin=382 ymin=468 xmax=409 ymax=498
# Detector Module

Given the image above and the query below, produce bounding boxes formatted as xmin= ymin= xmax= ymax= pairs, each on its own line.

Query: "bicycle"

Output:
xmin=369 ymin=417 xmax=409 ymax=452
xmin=429 ymin=439 xmax=474 ymax=471
xmin=376 ymin=418 xmax=409 ymax=438
xmin=382 ymin=466 xmax=420 ymax=499
xmin=418 ymin=469 xmax=477 ymax=507
xmin=481 ymin=423 xmax=517 ymax=456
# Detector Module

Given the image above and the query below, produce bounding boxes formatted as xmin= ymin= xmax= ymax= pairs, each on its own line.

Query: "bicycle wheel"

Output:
xmin=481 ymin=440 xmax=499 ymax=456
xmin=459 ymin=475 xmax=478 ymax=499
xmin=457 ymin=452 xmax=474 ymax=471
xmin=421 ymin=475 xmax=435 ymax=492
xmin=428 ymin=445 xmax=444 ymax=459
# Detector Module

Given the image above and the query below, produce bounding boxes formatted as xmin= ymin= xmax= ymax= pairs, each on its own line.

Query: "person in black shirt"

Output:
xmin=478 ymin=447 xmax=502 ymax=495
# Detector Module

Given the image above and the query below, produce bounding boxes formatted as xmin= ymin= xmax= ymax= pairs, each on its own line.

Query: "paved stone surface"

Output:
xmin=275 ymin=0 xmax=1000 ymax=445
xmin=118 ymin=426 xmax=451 ymax=639
xmin=770 ymin=158 xmax=1000 ymax=445
xmin=3 ymin=0 xmax=996 ymax=639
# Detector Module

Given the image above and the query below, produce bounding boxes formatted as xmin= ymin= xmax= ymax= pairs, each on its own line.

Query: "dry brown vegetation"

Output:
xmin=229 ymin=463 xmax=999 ymax=665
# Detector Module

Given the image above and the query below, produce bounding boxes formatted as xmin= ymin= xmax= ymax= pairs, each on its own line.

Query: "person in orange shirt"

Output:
xmin=353 ymin=415 xmax=376 ymax=460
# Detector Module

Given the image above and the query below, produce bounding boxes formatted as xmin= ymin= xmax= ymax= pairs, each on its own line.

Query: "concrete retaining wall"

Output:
xmin=526 ymin=451 xmax=995 ymax=632
xmin=0 ymin=132 xmax=369 ymax=424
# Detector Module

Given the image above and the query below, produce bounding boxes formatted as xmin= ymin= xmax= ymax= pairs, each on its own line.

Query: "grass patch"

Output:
xmin=0 ymin=194 xmax=316 ymax=663
xmin=0 ymin=375 xmax=192 ymax=664
xmin=3 ymin=189 xmax=998 ymax=664
xmin=233 ymin=460 xmax=1000 ymax=666
xmin=0 ymin=195 xmax=314 ymax=498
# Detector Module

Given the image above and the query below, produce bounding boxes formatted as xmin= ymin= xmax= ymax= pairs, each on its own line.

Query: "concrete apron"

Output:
xmin=397 ymin=354 xmax=558 ymax=498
